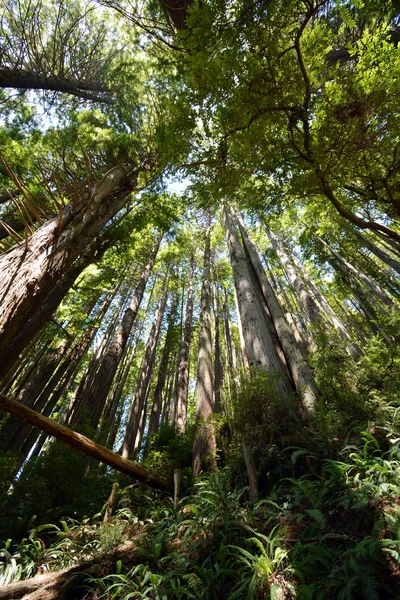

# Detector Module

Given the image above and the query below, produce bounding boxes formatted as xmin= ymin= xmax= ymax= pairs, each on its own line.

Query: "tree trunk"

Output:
xmin=0 ymin=162 xmax=145 ymax=369
xmin=0 ymin=66 xmax=112 ymax=103
xmin=212 ymin=278 xmax=223 ymax=414
xmin=192 ymin=223 xmax=216 ymax=477
xmin=266 ymin=226 xmax=360 ymax=358
xmin=148 ymin=293 xmax=178 ymax=439
xmin=121 ymin=282 xmax=169 ymax=458
xmin=352 ymin=229 xmax=400 ymax=274
xmin=71 ymin=237 xmax=161 ymax=430
xmin=100 ymin=284 xmax=155 ymax=441
xmin=225 ymin=206 xmax=294 ymax=398
xmin=174 ymin=255 xmax=195 ymax=433
xmin=316 ymin=234 xmax=394 ymax=309
xmin=373 ymin=230 xmax=400 ymax=258
xmin=0 ymin=234 xmax=112 ymax=379
xmin=236 ymin=211 xmax=319 ymax=414
xmin=0 ymin=394 xmax=171 ymax=490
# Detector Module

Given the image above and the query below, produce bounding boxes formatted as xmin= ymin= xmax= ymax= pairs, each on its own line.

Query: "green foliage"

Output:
xmin=142 ymin=423 xmax=195 ymax=484
xmin=0 ymin=442 xmax=114 ymax=541
xmin=2 ymin=436 xmax=400 ymax=597
xmin=312 ymin=315 xmax=400 ymax=441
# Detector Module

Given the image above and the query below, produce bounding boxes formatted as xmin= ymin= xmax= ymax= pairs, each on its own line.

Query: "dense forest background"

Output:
xmin=0 ymin=0 xmax=400 ymax=598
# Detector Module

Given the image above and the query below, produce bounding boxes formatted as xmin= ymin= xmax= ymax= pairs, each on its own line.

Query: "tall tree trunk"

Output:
xmin=0 ymin=162 xmax=146 ymax=367
xmin=174 ymin=255 xmax=195 ymax=433
xmin=67 ymin=279 xmax=130 ymax=424
xmin=223 ymin=288 xmax=238 ymax=374
xmin=148 ymin=294 xmax=178 ymax=440
xmin=100 ymin=284 xmax=155 ymax=441
xmin=212 ymin=278 xmax=223 ymax=415
xmin=339 ymin=271 xmax=392 ymax=342
xmin=373 ymin=230 xmax=400 ymax=258
xmin=236 ymin=211 xmax=319 ymax=414
xmin=71 ymin=237 xmax=162 ymax=430
xmin=225 ymin=207 xmax=294 ymax=398
xmin=0 ymin=234 xmax=112 ymax=380
xmin=192 ymin=223 xmax=216 ymax=477
xmin=315 ymin=234 xmax=394 ymax=309
xmin=121 ymin=282 xmax=169 ymax=458
xmin=266 ymin=226 xmax=359 ymax=358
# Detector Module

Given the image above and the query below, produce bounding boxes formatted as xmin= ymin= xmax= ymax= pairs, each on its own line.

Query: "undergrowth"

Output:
xmin=1 ymin=430 xmax=399 ymax=599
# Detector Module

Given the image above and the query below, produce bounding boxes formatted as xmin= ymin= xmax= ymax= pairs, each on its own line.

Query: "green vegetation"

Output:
xmin=1 ymin=0 xmax=400 ymax=597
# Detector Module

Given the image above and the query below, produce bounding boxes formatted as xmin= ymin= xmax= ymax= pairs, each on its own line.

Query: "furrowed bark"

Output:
xmin=174 ymin=254 xmax=195 ymax=433
xmin=0 ymin=162 xmax=144 ymax=368
xmin=71 ymin=237 xmax=161 ymax=430
xmin=121 ymin=281 xmax=169 ymax=458
xmin=192 ymin=223 xmax=216 ymax=477
xmin=225 ymin=206 xmax=294 ymax=398
xmin=148 ymin=293 xmax=178 ymax=439
xmin=1 ymin=234 xmax=113 ymax=379
xmin=236 ymin=211 xmax=319 ymax=413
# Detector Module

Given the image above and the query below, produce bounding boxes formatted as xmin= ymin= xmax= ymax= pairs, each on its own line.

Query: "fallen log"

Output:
xmin=0 ymin=540 xmax=138 ymax=599
xmin=0 ymin=394 xmax=171 ymax=492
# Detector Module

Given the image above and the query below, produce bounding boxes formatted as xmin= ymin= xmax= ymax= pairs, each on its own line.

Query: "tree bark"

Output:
xmin=373 ymin=230 xmax=400 ymax=257
xmin=352 ymin=228 xmax=400 ymax=275
xmin=0 ymin=162 xmax=145 ymax=369
xmin=174 ymin=254 xmax=195 ymax=433
xmin=225 ymin=206 xmax=294 ymax=398
xmin=212 ymin=278 xmax=223 ymax=414
xmin=266 ymin=226 xmax=360 ymax=359
xmin=316 ymin=234 xmax=394 ymax=309
xmin=0 ymin=66 xmax=112 ymax=103
xmin=0 ymin=233 xmax=112 ymax=380
xmin=121 ymin=281 xmax=169 ymax=458
xmin=71 ymin=237 xmax=161 ymax=430
xmin=192 ymin=223 xmax=216 ymax=477
xmin=148 ymin=293 xmax=178 ymax=439
xmin=236 ymin=211 xmax=319 ymax=414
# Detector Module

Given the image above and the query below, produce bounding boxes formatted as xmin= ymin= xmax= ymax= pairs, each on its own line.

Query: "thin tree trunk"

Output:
xmin=174 ymin=255 xmax=195 ymax=433
xmin=148 ymin=293 xmax=178 ymax=439
xmin=121 ymin=281 xmax=169 ymax=458
xmin=212 ymin=278 xmax=223 ymax=414
xmin=192 ymin=223 xmax=216 ymax=477
xmin=316 ymin=234 xmax=394 ymax=309
xmin=100 ymin=283 xmax=155 ymax=441
xmin=71 ymin=237 xmax=162 ymax=430
xmin=373 ymin=230 xmax=400 ymax=257
xmin=266 ymin=226 xmax=360 ymax=358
